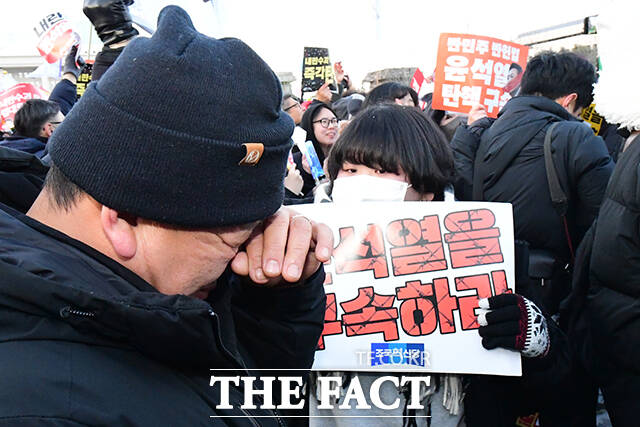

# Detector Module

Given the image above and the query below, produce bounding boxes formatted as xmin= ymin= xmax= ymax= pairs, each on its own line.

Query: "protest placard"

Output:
xmin=295 ymin=201 xmax=521 ymax=376
xmin=0 ymin=83 xmax=48 ymax=132
xmin=301 ymin=47 xmax=334 ymax=94
xmin=432 ymin=33 xmax=529 ymax=118
xmin=34 ymin=12 xmax=78 ymax=64
xmin=581 ymin=103 xmax=604 ymax=135
xmin=76 ymin=61 xmax=94 ymax=100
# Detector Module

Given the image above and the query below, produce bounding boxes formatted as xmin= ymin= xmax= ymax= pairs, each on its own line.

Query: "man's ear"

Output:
xmin=41 ymin=123 xmax=53 ymax=138
xmin=100 ymin=206 xmax=137 ymax=259
xmin=559 ymin=93 xmax=578 ymax=110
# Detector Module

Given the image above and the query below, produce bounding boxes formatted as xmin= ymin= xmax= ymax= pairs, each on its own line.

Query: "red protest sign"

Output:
xmin=34 ymin=13 xmax=77 ymax=64
xmin=432 ymin=33 xmax=529 ymax=118
xmin=0 ymin=83 xmax=48 ymax=132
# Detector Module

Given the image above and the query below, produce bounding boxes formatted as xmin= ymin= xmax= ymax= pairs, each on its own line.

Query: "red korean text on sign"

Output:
xmin=395 ymin=271 xmax=511 ymax=336
xmin=34 ymin=14 xmax=77 ymax=64
xmin=0 ymin=84 xmax=48 ymax=132
xmin=455 ymin=270 xmax=509 ymax=330
xmin=333 ymin=224 xmax=389 ymax=279
xmin=386 ymin=216 xmax=447 ymax=276
xmin=443 ymin=209 xmax=504 ymax=269
xmin=396 ymin=280 xmax=437 ymax=336
xmin=432 ymin=33 xmax=529 ymax=118
xmin=317 ymin=293 xmax=343 ymax=350
xmin=395 ymin=277 xmax=460 ymax=335
xmin=341 ymin=287 xmax=399 ymax=341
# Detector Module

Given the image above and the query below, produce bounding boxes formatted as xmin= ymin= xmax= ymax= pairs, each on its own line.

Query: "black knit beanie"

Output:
xmin=49 ymin=6 xmax=294 ymax=228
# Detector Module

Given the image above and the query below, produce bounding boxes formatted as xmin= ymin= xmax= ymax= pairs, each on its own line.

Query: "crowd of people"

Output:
xmin=0 ymin=1 xmax=637 ymax=426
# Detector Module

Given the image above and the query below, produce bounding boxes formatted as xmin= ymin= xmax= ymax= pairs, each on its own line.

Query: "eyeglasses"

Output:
xmin=284 ymin=102 xmax=301 ymax=112
xmin=312 ymin=118 xmax=338 ymax=128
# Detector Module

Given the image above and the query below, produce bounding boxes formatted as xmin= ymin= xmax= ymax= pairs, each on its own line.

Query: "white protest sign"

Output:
xmin=296 ymin=201 xmax=521 ymax=376
xmin=33 ymin=12 xmax=78 ymax=64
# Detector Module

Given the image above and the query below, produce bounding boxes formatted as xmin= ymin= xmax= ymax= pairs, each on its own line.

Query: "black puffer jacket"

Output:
xmin=0 ymin=205 xmax=325 ymax=426
xmin=0 ymin=147 xmax=48 ymax=212
xmin=452 ymin=95 xmax=614 ymax=261
xmin=584 ymin=135 xmax=640 ymax=423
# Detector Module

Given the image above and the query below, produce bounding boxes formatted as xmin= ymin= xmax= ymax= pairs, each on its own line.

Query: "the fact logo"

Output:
xmin=238 ymin=143 xmax=264 ymax=166
xmin=209 ymin=374 xmax=431 ymax=411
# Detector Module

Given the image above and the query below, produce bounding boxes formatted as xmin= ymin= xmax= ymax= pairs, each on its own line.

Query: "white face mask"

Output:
xmin=331 ymin=175 xmax=409 ymax=203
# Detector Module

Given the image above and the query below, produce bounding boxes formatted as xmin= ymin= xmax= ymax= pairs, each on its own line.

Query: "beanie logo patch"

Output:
xmin=238 ymin=143 xmax=264 ymax=166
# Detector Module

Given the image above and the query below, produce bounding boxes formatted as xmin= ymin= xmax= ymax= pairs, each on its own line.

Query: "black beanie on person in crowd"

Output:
xmin=49 ymin=6 xmax=294 ymax=228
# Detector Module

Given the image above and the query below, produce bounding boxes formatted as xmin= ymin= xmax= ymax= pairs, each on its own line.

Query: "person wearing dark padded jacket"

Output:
xmin=451 ymin=51 xmax=614 ymax=426
xmin=0 ymin=4 xmax=332 ymax=426
xmin=452 ymin=51 xmax=613 ymax=315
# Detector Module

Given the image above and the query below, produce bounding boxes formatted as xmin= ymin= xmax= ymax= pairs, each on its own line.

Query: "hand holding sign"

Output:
xmin=231 ymin=207 xmax=334 ymax=286
xmin=315 ymin=82 xmax=332 ymax=104
xmin=83 ymin=0 xmax=139 ymax=47
xmin=63 ymin=45 xmax=85 ymax=82
xmin=478 ymin=293 xmax=550 ymax=358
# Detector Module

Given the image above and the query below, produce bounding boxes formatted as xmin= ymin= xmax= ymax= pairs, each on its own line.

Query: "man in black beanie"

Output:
xmin=0 ymin=6 xmax=331 ymax=425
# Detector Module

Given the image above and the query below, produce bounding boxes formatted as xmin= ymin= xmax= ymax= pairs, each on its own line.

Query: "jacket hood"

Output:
xmin=0 ymin=206 xmax=241 ymax=370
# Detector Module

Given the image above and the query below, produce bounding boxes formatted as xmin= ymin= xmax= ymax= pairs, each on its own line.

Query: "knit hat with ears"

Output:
xmin=49 ymin=5 xmax=294 ymax=227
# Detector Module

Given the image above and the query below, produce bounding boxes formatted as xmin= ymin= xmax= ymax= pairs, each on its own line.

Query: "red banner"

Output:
xmin=0 ymin=83 xmax=48 ymax=132
xmin=432 ymin=33 xmax=529 ymax=118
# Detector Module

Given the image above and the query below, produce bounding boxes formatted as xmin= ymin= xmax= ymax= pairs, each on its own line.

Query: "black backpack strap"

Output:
xmin=543 ymin=122 xmax=575 ymax=262
xmin=543 ymin=122 xmax=568 ymax=216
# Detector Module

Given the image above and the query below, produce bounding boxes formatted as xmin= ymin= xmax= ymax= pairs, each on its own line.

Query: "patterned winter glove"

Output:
xmin=477 ymin=294 xmax=550 ymax=358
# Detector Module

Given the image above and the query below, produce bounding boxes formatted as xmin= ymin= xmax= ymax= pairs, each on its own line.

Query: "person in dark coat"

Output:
xmin=452 ymin=51 xmax=613 ymax=314
xmin=1 ymin=46 xmax=81 ymax=158
xmin=577 ymin=9 xmax=640 ymax=424
xmin=0 ymin=5 xmax=332 ymax=426
xmin=583 ymin=129 xmax=640 ymax=427
xmin=451 ymin=51 xmax=614 ymax=426
xmin=0 ymin=99 xmax=63 ymax=158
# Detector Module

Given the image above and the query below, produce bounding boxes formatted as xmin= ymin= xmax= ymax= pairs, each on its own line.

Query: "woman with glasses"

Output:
xmin=288 ymin=102 xmax=340 ymax=200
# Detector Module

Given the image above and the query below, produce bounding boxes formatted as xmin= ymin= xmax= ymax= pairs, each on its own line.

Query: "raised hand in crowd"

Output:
xmin=284 ymin=166 xmax=304 ymax=196
xmin=83 ymin=0 xmax=138 ymax=80
xmin=230 ymin=207 xmax=333 ymax=286
xmin=467 ymin=102 xmax=488 ymax=126
xmin=315 ymin=81 xmax=332 ymax=104
xmin=62 ymin=44 xmax=85 ymax=84
xmin=83 ymin=0 xmax=138 ymax=47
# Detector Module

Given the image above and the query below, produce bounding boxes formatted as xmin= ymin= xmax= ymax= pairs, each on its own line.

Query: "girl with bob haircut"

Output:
xmin=321 ymin=103 xmax=455 ymax=202
xmin=310 ymin=104 xmax=463 ymax=426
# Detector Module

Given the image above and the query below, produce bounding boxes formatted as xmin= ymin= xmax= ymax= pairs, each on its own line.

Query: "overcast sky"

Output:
xmin=1 ymin=0 xmax=610 ymax=90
